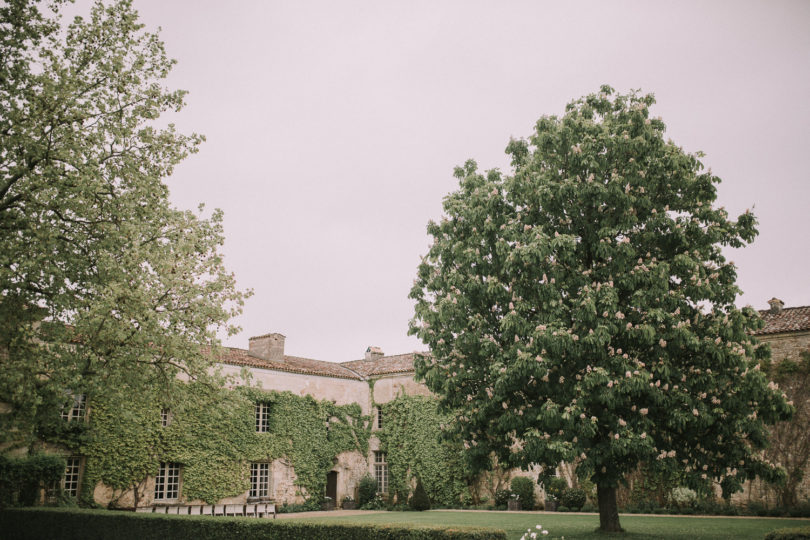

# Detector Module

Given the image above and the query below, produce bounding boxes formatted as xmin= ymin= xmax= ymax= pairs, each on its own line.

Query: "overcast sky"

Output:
xmin=71 ymin=1 xmax=810 ymax=362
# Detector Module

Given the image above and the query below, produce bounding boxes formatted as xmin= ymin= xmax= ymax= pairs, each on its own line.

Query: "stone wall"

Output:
xmin=219 ymin=364 xmax=371 ymax=413
xmin=731 ymin=330 xmax=810 ymax=507
xmin=764 ymin=331 xmax=810 ymax=363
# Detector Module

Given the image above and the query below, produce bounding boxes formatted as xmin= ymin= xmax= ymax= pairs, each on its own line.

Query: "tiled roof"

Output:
xmin=341 ymin=352 xmax=427 ymax=377
xmin=755 ymin=306 xmax=810 ymax=335
xmin=219 ymin=347 xmax=363 ymax=380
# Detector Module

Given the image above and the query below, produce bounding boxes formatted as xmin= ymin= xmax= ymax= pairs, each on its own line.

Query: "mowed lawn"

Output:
xmin=303 ymin=510 xmax=810 ymax=540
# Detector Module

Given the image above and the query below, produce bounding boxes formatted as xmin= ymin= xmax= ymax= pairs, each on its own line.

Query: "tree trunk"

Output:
xmin=597 ymin=483 xmax=624 ymax=533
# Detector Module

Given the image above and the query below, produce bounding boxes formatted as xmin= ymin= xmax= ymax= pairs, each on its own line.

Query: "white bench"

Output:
xmin=224 ymin=504 xmax=243 ymax=516
xmin=139 ymin=501 xmax=275 ymax=518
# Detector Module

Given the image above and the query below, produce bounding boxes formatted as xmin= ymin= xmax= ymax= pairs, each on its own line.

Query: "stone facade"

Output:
xmin=22 ymin=300 xmax=810 ymax=509
xmin=730 ymin=301 xmax=810 ymax=506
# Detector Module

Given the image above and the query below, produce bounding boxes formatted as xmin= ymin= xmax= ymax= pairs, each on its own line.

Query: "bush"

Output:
xmin=581 ymin=502 xmax=597 ymax=513
xmin=358 ymin=474 xmax=377 ymax=508
xmin=509 ymin=477 xmax=535 ymax=510
xmin=361 ymin=494 xmax=386 ymax=510
xmin=788 ymin=503 xmax=810 ymax=518
xmin=749 ymin=501 xmax=769 ymax=516
xmin=0 ymin=508 xmax=509 ymax=540
xmin=544 ymin=477 xmax=568 ymax=502
xmin=493 ymin=488 xmax=512 ymax=508
xmin=410 ymin=478 xmax=431 ymax=511
xmin=669 ymin=486 xmax=697 ymax=510
xmin=764 ymin=526 xmax=810 ymax=540
xmin=560 ymin=488 xmax=586 ymax=511
xmin=557 ymin=505 xmax=570 ymax=512
xmin=0 ymin=454 xmax=66 ymax=508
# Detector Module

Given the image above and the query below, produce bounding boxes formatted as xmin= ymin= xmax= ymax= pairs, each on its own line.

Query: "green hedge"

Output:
xmin=0 ymin=508 xmax=507 ymax=540
xmin=765 ymin=526 xmax=810 ymax=540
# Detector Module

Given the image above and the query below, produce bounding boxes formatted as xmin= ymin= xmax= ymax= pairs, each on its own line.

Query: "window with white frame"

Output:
xmin=61 ymin=394 xmax=86 ymax=421
xmin=376 ymin=407 xmax=383 ymax=429
xmin=160 ymin=408 xmax=172 ymax=427
xmin=249 ymin=462 xmax=270 ymax=498
xmin=374 ymin=451 xmax=388 ymax=494
xmin=255 ymin=403 xmax=271 ymax=432
xmin=154 ymin=462 xmax=180 ymax=501
xmin=63 ymin=456 xmax=81 ymax=497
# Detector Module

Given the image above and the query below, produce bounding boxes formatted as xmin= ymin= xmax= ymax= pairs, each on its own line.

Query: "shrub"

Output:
xmin=764 ymin=526 xmax=810 ymax=540
xmin=581 ymin=502 xmax=597 ymax=513
xmin=0 ymin=508 xmax=509 ymax=540
xmin=788 ymin=503 xmax=810 ymax=518
xmin=362 ymin=494 xmax=386 ymax=510
xmin=410 ymin=478 xmax=431 ymax=511
xmin=358 ymin=474 xmax=377 ymax=508
xmin=509 ymin=477 xmax=535 ymax=510
xmin=557 ymin=505 xmax=570 ymax=512
xmin=493 ymin=488 xmax=511 ymax=508
xmin=560 ymin=488 xmax=586 ymax=511
xmin=544 ymin=477 xmax=568 ymax=502
xmin=0 ymin=454 xmax=66 ymax=508
xmin=749 ymin=501 xmax=769 ymax=516
xmin=669 ymin=486 xmax=697 ymax=509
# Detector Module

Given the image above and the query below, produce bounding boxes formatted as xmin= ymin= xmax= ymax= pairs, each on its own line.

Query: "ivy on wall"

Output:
xmin=377 ymin=394 xmax=470 ymax=506
xmin=74 ymin=383 xmax=370 ymax=506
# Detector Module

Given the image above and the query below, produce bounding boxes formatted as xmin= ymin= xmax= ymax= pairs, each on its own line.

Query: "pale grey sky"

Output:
xmin=73 ymin=1 xmax=810 ymax=362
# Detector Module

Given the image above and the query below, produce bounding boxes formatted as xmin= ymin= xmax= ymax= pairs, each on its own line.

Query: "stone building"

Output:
xmin=38 ymin=299 xmax=810 ymax=508
xmin=732 ymin=299 xmax=810 ymax=506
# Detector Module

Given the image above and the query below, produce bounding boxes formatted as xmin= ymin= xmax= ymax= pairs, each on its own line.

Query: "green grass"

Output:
xmin=303 ymin=510 xmax=810 ymax=540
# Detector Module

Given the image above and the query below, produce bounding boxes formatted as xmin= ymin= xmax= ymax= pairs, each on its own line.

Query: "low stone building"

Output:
xmin=36 ymin=299 xmax=810 ymax=509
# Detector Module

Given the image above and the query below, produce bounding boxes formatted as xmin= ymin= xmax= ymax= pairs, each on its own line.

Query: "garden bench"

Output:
xmin=134 ymin=502 xmax=275 ymax=518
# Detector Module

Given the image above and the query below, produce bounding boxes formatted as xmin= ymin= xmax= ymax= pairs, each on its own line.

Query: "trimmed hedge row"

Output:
xmin=0 ymin=508 xmax=507 ymax=540
xmin=765 ymin=527 xmax=810 ymax=540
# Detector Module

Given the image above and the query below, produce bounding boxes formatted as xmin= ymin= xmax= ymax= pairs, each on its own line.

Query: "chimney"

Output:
xmin=248 ymin=333 xmax=285 ymax=361
xmin=365 ymin=346 xmax=384 ymax=361
xmin=767 ymin=298 xmax=784 ymax=314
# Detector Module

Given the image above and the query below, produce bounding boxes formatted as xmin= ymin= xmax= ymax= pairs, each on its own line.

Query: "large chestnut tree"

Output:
xmin=409 ymin=86 xmax=791 ymax=532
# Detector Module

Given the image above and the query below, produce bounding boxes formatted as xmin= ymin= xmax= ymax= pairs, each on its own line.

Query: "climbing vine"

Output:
xmin=377 ymin=394 xmax=470 ymax=506
xmin=74 ymin=383 xmax=369 ymax=506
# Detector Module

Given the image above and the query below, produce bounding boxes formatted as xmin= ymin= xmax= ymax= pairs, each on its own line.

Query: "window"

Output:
xmin=63 ymin=457 xmax=81 ymax=497
xmin=61 ymin=394 xmax=86 ymax=421
xmin=255 ymin=403 xmax=271 ymax=432
xmin=160 ymin=408 xmax=172 ymax=427
xmin=374 ymin=451 xmax=388 ymax=494
xmin=376 ymin=407 xmax=383 ymax=430
xmin=154 ymin=462 xmax=180 ymax=501
xmin=249 ymin=463 xmax=270 ymax=498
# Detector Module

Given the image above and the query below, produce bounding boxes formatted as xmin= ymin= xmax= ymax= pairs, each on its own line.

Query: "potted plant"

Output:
xmin=342 ymin=495 xmax=356 ymax=510
xmin=321 ymin=496 xmax=334 ymax=511
xmin=508 ymin=492 xmax=521 ymax=511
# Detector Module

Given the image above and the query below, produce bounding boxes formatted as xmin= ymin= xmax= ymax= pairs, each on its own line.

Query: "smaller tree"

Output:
xmin=409 ymin=477 xmax=431 ymax=511
xmin=358 ymin=474 xmax=377 ymax=508
xmin=510 ymin=476 xmax=535 ymax=509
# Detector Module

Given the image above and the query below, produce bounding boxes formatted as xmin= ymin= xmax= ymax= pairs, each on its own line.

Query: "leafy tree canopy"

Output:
xmin=0 ymin=0 xmax=248 ymax=446
xmin=409 ymin=86 xmax=792 ymax=531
